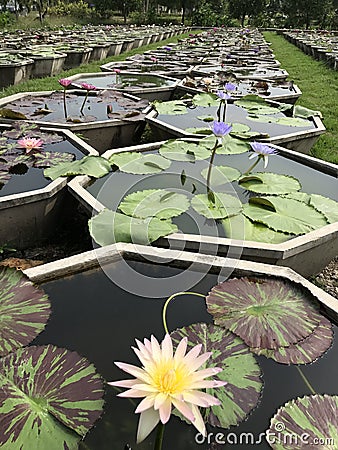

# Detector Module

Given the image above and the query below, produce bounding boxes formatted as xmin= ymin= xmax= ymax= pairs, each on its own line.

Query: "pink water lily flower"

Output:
xmin=113 ymin=68 xmax=121 ymax=73
xmin=80 ymin=82 xmax=97 ymax=91
xmin=58 ymin=78 xmax=72 ymax=88
xmin=109 ymin=334 xmax=226 ymax=443
xmin=17 ymin=137 xmax=44 ymax=153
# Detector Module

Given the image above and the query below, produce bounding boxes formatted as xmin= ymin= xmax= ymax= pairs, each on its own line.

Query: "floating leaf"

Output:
xmin=33 ymin=152 xmax=75 ymax=169
xmin=234 ymin=95 xmax=280 ymax=115
xmin=109 ymin=152 xmax=171 ymax=174
xmin=192 ymin=92 xmax=219 ymax=107
xmin=0 ymin=345 xmax=104 ymax=449
xmin=0 ymin=267 xmax=50 ymax=357
xmin=170 ymin=323 xmax=262 ymax=429
xmin=196 ymin=115 xmax=215 ymax=122
xmin=239 ymin=173 xmax=301 ymax=195
xmin=191 ymin=193 xmax=242 ymax=219
xmin=216 ymin=135 xmax=251 ymax=154
xmin=222 ymin=214 xmax=290 ymax=244
xmin=159 ymin=140 xmax=210 ymax=161
xmin=152 ymin=100 xmax=187 ymax=115
xmin=247 ymin=115 xmax=310 ymax=127
xmin=44 ymin=155 xmax=111 ymax=180
xmin=201 ymin=165 xmax=241 ymax=186
xmin=252 ymin=316 xmax=333 ymax=364
xmin=267 ymin=395 xmax=338 ymax=449
xmin=0 ymin=108 xmax=27 ymax=120
xmin=243 ymin=197 xmax=328 ymax=235
xmin=89 ymin=209 xmax=177 ymax=246
xmin=118 ymin=189 xmax=190 ymax=219
xmin=206 ymin=277 xmax=323 ymax=349
xmin=184 ymin=126 xmax=212 ymax=135
xmin=0 ymin=171 xmax=11 ymax=185
xmin=286 ymin=192 xmax=338 ymax=224
xmin=293 ymin=105 xmax=322 ymax=119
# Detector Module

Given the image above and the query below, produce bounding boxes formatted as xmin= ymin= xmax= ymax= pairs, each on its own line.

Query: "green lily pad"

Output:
xmin=109 ymin=152 xmax=171 ymax=174
xmin=184 ymin=126 xmax=212 ymax=135
xmin=196 ymin=115 xmax=215 ymax=122
xmin=216 ymin=135 xmax=251 ymax=154
xmin=247 ymin=115 xmax=310 ymax=127
xmin=170 ymin=323 xmax=263 ymax=429
xmin=222 ymin=214 xmax=290 ymax=244
xmin=252 ymin=316 xmax=333 ymax=365
xmin=192 ymin=92 xmax=219 ymax=107
xmin=118 ymin=189 xmax=190 ymax=219
xmin=243 ymin=196 xmax=328 ymax=235
xmin=206 ymin=277 xmax=323 ymax=349
xmin=88 ymin=209 xmax=177 ymax=246
xmin=44 ymin=155 xmax=111 ymax=180
xmin=234 ymin=95 xmax=280 ymax=115
xmin=0 ymin=267 xmax=50 ymax=357
xmin=293 ymin=105 xmax=322 ymax=119
xmin=191 ymin=193 xmax=242 ymax=219
xmin=285 ymin=192 xmax=338 ymax=224
xmin=33 ymin=152 xmax=75 ymax=169
xmin=152 ymin=100 xmax=187 ymax=115
xmin=0 ymin=108 xmax=28 ymax=120
xmin=0 ymin=345 xmax=104 ymax=449
xmin=239 ymin=173 xmax=301 ymax=195
xmin=267 ymin=395 xmax=338 ymax=449
xmin=201 ymin=166 xmax=241 ymax=186
xmin=158 ymin=140 xmax=210 ymax=161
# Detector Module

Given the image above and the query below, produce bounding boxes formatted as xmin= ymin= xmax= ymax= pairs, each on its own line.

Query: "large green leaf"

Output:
xmin=158 ymin=140 xmax=210 ymax=161
xmin=192 ymin=92 xmax=219 ymax=107
xmin=234 ymin=95 xmax=280 ymax=115
xmin=206 ymin=277 xmax=323 ymax=349
xmin=201 ymin=166 xmax=241 ymax=186
xmin=191 ymin=193 xmax=242 ymax=219
xmin=285 ymin=192 xmax=338 ymax=224
xmin=267 ymin=395 xmax=338 ymax=449
xmin=252 ymin=316 xmax=333 ymax=365
xmin=118 ymin=189 xmax=190 ymax=219
xmin=222 ymin=214 xmax=290 ymax=244
xmin=44 ymin=156 xmax=111 ymax=180
xmin=152 ymin=100 xmax=187 ymax=115
xmin=88 ymin=209 xmax=178 ymax=246
xmin=247 ymin=115 xmax=310 ymax=127
xmin=216 ymin=134 xmax=251 ymax=154
xmin=293 ymin=105 xmax=322 ymax=119
xmin=0 ymin=345 xmax=104 ymax=449
xmin=239 ymin=173 xmax=301 ymax=195
xmin=109 ymin=152 xmax=171 ymax=174
xmin=0 ymin=267 xmax=50 ymax=357
xmin=170 ymin=323 xmax=262 ymax=428
xmin=243 ymin=197 xmax=328 ymax=235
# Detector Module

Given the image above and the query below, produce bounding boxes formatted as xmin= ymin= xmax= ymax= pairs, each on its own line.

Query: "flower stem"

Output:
xmin=80 ymin=91 xmax=89 ymax=115
xmin=222 ymin=100 xmax=227 ymax=123
xmin=216 ymin=103 xmax=221 ymax=122
xmin=63 ymin=89 xmax=67 ymax=118
xmin=162 ymin=292 xmax=205 ymax=334
xmin=206 ymin=139 xmax=219 ymax=201
xmin=154 ymin=423 xmax=165 ymax=450
xmin=295 ymin=366 xmax=316 ymax=395
xmin=243 ymin=155 xmax=262 ymax=175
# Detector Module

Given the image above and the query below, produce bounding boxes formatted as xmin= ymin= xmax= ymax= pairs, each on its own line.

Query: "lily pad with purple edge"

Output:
xmin=206 ymin=277 xmax=323 ymax=349
xmin=251 ymin=316 xmax=333 ymax=364
xmin=33 ymin=151 xmax=75 ymax=169
xmin=0 ymin=344 xmax=104 ymax=449
xmin=267 ymin=395 xmax=338 ymax=449
xmin=171 ymin=323 xmax=263 ymax=428
xmin=0 ymin=267 xmax=50 ymax=357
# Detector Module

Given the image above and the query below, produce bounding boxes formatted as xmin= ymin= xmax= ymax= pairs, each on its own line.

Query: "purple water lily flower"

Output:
xmin=216 ymin=90 xmax=230 ymax=101
xmin=164 ymin=46 xmax=172 ymax=51
xmin=224 ymin=82 xmax=236 ymax=92
xmin=249 ymin=142 xmax=277 ymax=168
xmin=211 ymin=121 xmax=232 ymax=143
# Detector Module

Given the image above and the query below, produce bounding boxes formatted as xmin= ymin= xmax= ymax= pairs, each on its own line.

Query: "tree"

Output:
xmin=228 ymin=0 xmax=266 ymax=26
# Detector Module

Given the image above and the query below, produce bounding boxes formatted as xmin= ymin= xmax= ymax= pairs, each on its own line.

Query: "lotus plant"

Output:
xmin=216 ymin=82 xmax=236 ymax=122
xmin=17 ymin=137 xmax=44 ymax=154
xmin=244 ymin=141 xmax=277 ymax=174
xmin=109 ymin=334 xmax=226 ymax=449
xmin=80 ymin=82 xmax=97 ymax=115
xmin=58 ymin=78 xmax=71 ymax=118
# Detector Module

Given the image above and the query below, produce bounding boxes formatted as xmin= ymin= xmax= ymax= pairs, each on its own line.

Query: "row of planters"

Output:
xmin=281 ymin=30 xmax=338 ymax=70
xmin=0 ymin=24 xmax=190 ymax=88
xmin=0 ymin=27 xmax=337 ymax=450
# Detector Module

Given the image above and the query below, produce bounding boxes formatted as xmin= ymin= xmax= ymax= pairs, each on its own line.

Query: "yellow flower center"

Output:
xmin=153 ymin=363 xmax=188 ymax=395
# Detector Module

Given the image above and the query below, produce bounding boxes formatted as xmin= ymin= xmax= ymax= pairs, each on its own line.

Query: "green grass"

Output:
xmin=263 ymin=32 xmax=338 ymax=164
xmin=0 ymin=31 xmax=200 ymax=98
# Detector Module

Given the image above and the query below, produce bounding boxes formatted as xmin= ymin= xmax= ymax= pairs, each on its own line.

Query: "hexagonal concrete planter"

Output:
xmin=67 ymin=71 xmax=180 ymax=101
xmin=0 ymin=57 xmax=34 ymax=89
xmin=0 ymin=126 xmax=98 ymax=250
xmin=68 ymin=140 xmax=338 ymax=277
xmin=191 ymin=65 xmax=289 ymax=80
xmin=0 ymin=90 xmax=151 ymax=153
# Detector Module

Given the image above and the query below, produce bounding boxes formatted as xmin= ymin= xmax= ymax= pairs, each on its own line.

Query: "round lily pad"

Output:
xmin=0 ymin=267 xmax=51 ymax=357
xmin=171 ymin=323 xmax=263 ymax=429
xmin=191 ymin=193 xmax=242 ymax=219
xmin=109 ymin=152 xmax=171 ymax=174
xmin=239 ymin=173 xmax=301 ymax=195
xmin=206 ymin=277 xmax=323 ymax=349
xmin=158 ymin=140 xmax=210 ymax=161
xmin=118 ymin=189 xmax=190 ymax=220
xmin=201 ymin=166 xmax=241 ymax=186
xmin=267 ymin=395 xmax=338 ymax=449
